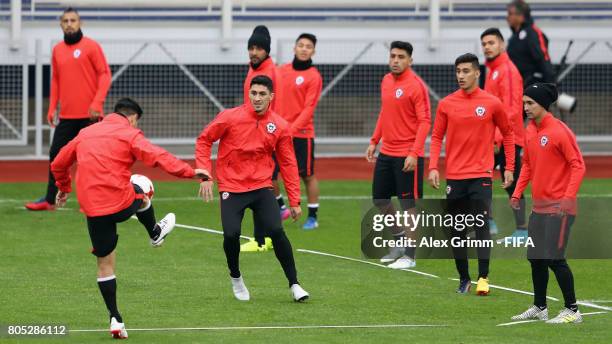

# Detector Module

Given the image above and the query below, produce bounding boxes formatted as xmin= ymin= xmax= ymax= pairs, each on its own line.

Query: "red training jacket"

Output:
xmin=429 ymin=88 xmax=515 ymax=179
xmin=276 ymin=63 xmax=323 ymax=138
xmin=512 ymin=114 xmax=585 ymax=215
xmin=243 ymin=57 xmax=279 ymax=111
xmin=49 ymin=37 xmax=111 ymax=121
xmin=485 ymin=52 xmax=525 ymax=147
xmin=51 ymin=114 xmax=196 ymax=217
xmin=370 ymin=68 xmax=431 ymax=157
xmin=195 ymin=103 xmax=301 ymax=206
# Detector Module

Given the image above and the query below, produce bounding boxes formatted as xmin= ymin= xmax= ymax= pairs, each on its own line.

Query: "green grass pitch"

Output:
xmin=1 ymin=180 xmax=611 ymax=343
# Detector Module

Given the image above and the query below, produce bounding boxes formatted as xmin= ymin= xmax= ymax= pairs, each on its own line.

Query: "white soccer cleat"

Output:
xmin=380 ymin=247 xmax=404 ymax=263
xmin=387 ymin=255 xmax=416 ymax=269
xmin=546 ymin=308 xmax=583 ymax=324
xmin=110 ymin=317 xmax=128 ymax=339
xmin=151 ymin=213 xmax=176 ymax=247
xmin=511 ymin=305 xmax=549 ymax=321
xmin=291 ymin=284 xmax=309 ymax=302
xmin=231 ymin=276 xmax=250 ymax=301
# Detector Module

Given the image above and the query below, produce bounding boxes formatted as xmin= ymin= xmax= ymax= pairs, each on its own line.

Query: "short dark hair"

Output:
xmin=114 ymin=98 xmax=143 ymax=118
xmin=508 ymin=0 xmax=531 ymax=18
xmin=390 ymin=41 xmax=413 ymax=56
xmin=480 ymin=27 xmax=504 ymax=41
xmin=61 ymin=7 xmax=79 ymax=18
xmin=296 ymin=33 xmax=317 ymax=46
xmin=250 ymin=75 xmax=274 ymax=93
xmin=454 ymin=53 xmax=479 ymax=69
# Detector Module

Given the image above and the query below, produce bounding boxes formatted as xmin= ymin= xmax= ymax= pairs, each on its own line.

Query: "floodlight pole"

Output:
xmin=10 ymin=0 xmax=21 ymax=51
xmin=221 ymin=0 xmax=233 ymax=51
xmin=429 ymin=0 xmax=440 ymax=51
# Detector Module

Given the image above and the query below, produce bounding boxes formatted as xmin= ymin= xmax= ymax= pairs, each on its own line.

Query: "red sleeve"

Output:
xmin=276 ymin=126 xmax=301 ymax=207
xmin=428 ymin=102 xmax=447 ymax=170
xmin=89 ymin=41 xmax=111 ymax=113
xmin=290 ymin=73 xmax=322 ymax=131
xmin=195 ymin=111 xmax=228 ymax=173
xmin=131 ymin=132 xmax=195 ymax=178
xmin=409 ymin=80 xmax=432 ymax=157
xmin=48 ymin=49 xmax=59 ymax=120
xmin=369 ymin=111 xmax=382 ymax=145
xmin=512 ymin=144 xmax=531 ymax=199
xmin=50 ymin=137 xmax=78 ymax=193
xmin=493 ymin=102 xmax=515 ymax=171
xmin=559 ymin=126 xmax=586 ymax=198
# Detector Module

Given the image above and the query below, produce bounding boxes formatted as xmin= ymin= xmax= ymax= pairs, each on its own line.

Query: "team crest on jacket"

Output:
xmin=475 ymin=106 xmax=486 ymax=117
xmin=492 ymin=71 xmax=499 ymax=80
xmin=446 ymin=185 xmax=452 ymax=195
xmin=295 ymin=76 xmax=304 ymax=85
xmin=395 ymin=88 xmax=404 ymax=99
xmin=540 ymin=135 xmax=549 ymax=147
xmin=519 ymin=30 xmax=527 ymax=40
xmin=73 ymin=49 xmax=81 ymax=58
xmin=222 ymin=192 xmax=229 ymax=200
xmin=266 ymin=122 xmax=276 ymax=134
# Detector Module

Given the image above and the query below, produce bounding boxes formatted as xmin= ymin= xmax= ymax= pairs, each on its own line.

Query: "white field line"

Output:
xmin=70 ymin=323 xmax=448 ymax=333
xmin=128 ymin=216 xmax=253 ymax=241
xmin=581 ymin=300 xmax=612 ymax=303
xmin=14 ymin=206 xmax=72 ymax=211
xmin=496 ymin=311 xmax=608 ymax=327
xmin=297 ymin=249 xmax=439 ymax=279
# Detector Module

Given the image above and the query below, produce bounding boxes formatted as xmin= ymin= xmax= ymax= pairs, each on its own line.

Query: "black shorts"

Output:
xmin=219 ymin=188 xmax=283 ymax=239
xmin=372 ymin=153 xmax=424 ymax=208
xmin=445 ymin=177 xmax=493 ymax=227
xmin=494 ymin=144 xmax=522 ymax=195
xmin=272 ymin=137 xmax=315 ymax=180
xmin=86 ymin=185 xmax=144 ymax=257
xmin=527 ymin=212 xmax=574 ymax=260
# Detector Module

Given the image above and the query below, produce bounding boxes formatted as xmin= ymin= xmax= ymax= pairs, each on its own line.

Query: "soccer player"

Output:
xmin=506 ymin=0 xmax=555 ymax=86
xmin=366 ymin=41 xmax=431 ymax=269
xmin=428 ymin=53 xmax=515 ymax=295
xmin=481 ymin=27 xmax=527 ymax=237
xmin=26 ymin=7 xmax=111 ymax=211
xmin=196 ymin=75 xmax=309 ymax=302
xmin=274 ymin=33 xmax=323 ymax=230
xmin=51 ymin=98 xmax=208 ymax=339
xmin=510 ymin=83 xmax=585 ymax=324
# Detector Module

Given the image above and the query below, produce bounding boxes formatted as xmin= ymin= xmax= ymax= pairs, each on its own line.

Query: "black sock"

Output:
xmin=307 ymin=204 xmax=319 ymax=219
xmin=550 ymin=260 xmax=577 ymax=310
xmin=97 ymin=276 xmax=122 ymax=323
xmin=455 ymin=259 xmax=470 ymax=281
xmin=223 ymin=236 xmax=241 ymax=278
xmin=276 ymin=195 xmax=286 ymax=210
xmin=269 ymin=230 xmax=298 ymax=286
xmin=136 ymin=204 xmax=160 ymax=240
xmin=477 ymin=259 xmax=490 ymax=279
xmin=513 ymin=197 xmax=527 ymax=229
xmin=530 ymin=259 xmax=549 ymax=308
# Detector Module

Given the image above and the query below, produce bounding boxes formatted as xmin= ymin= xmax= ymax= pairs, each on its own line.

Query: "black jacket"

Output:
xmin=507 ymin=17 xmax=555 ymax=86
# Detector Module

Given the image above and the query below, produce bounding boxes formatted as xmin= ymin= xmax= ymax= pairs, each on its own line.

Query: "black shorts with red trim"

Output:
xmin=527 ymin=212 xmax=574 ymax=260
xmin=272 ymin=137 xmax=315 ymax=180
xmin=372 ymin=153 xmax=424 ymax=208
xmin=86 ymin=184 xmax=144 ymax=257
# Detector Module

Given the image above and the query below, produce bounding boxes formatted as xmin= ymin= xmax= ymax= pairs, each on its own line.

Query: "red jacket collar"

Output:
xmin=485 ymin=52 xmax=511 ymax=70
xmin=105 ymin=113 xmax=130 ymax=124
xmin=460 ymin=87 xmax=482 ymax=98
xmin=243 ymin=103 xmax=272 ymax=120
xmin=534 ymin=112 xmax=555 ymax=129
xmin=251 ymin=57 xmax=275 ymax=71
xmin=392 ymin=68 xmax=413 ymax=82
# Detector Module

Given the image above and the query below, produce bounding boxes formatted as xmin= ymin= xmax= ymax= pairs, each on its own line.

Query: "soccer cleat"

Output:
xmin=380 ymin=246 xmax=404 ymax=263
xmin=110 ymin=317 xmax=128 ymax=339
xmin=510 ymin=229 xmax=528 ymax=239
xmin=302 ymin=217 xmax=319 ymax=230
xmin=457 ymin=279 xmax=471 ymax=294
xmin=240 ymin=238 xmax=272 ymax=252
xmin=387 ymin=255 xmax=416 ymax=269
xmin=476 ymin=277 xmax=490 ymax=296
xmin=489 ymin=219 xmax=499 ymax=235
xmin=511 ymin=305 xmax=549 ymax=321
xmin=546 ymin=308 xmax=583 ymax=324
xmin=231 ymin=276 xmax=250 ymax=301
xmin=150 ymin=213 xmax=176 ymax=247
xmin=25 ymin=198 xmax=55 ymax=211
xmin=291 ymin=284 xmax=309 ymax=302
xmin=280 ymin=207 xmax=291 ymax=221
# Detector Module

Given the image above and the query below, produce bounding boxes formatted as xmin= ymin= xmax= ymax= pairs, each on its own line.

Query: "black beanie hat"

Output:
xmin=248 ymin=25 xmax=271 ymax=54
xmin=524 ymin=83 xmax=558 ymax=110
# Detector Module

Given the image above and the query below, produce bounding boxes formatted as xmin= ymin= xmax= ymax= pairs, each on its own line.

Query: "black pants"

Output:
xmin=46 ymin=118 xmax=92 ymax=204
xmin=494 ymin=144 xmax=526 ymax=228
xmin=220 ymin=188 xmax=298 ymax=286
xmin=446 ymin=178 xmax=492 ymax=280
xmin=527 ymin=212 xmax=577 ymax=308
xmin=86 ymin=185 xmax=157 ymax=257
